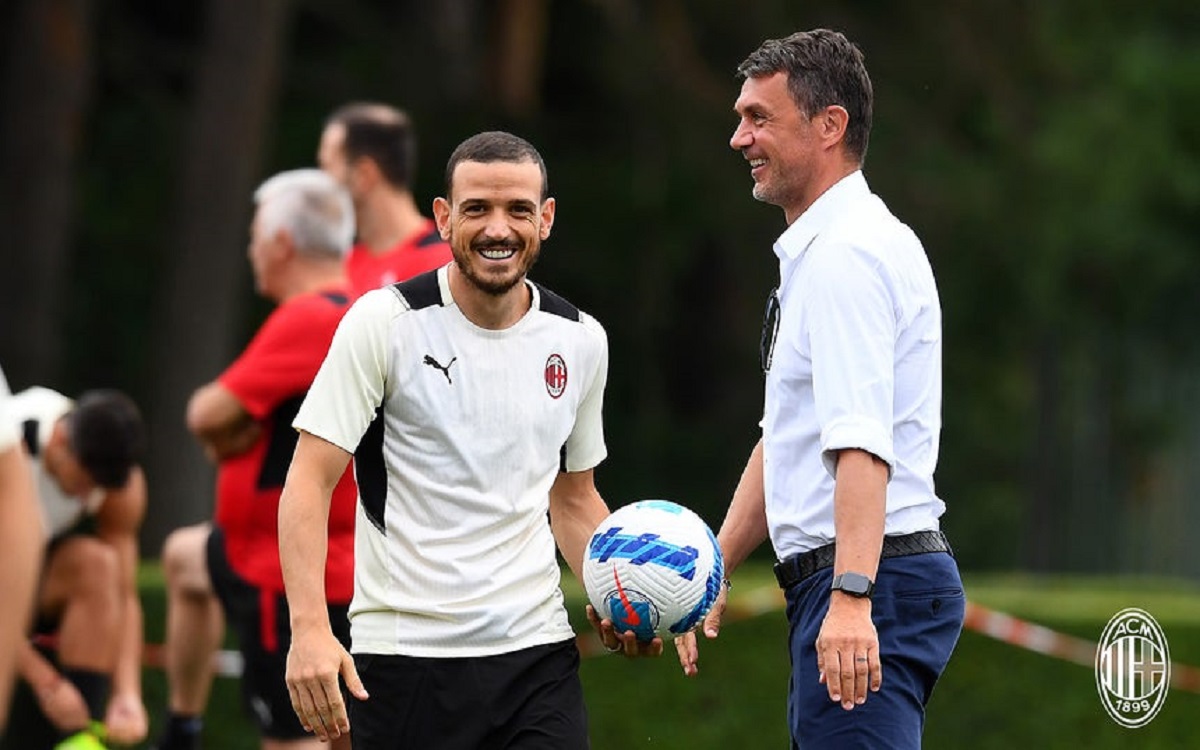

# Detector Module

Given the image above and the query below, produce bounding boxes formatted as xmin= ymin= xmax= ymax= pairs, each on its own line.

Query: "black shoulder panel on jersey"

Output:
xmin=391 ymin=270 xmax=442 ymax=310
xmin=416 ymin=228 xmax=444 ymax=247
xmin=256 ymin=395 xmax=305 ymax=491
xmin=534 ymin=283 xmax=581 ymax=322
xmin=22 ymin=419 xmax=40 ymax=456
xmin=354 ymin=406 xmax=388 ymax=534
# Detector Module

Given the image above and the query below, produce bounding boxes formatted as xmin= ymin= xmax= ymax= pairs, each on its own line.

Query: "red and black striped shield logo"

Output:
xmin=545 ymin=353 xmax=567 ymax=398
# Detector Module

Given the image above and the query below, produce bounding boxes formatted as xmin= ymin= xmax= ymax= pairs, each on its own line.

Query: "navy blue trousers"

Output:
xmin=785 ymin=552 xmax=964 ymax=749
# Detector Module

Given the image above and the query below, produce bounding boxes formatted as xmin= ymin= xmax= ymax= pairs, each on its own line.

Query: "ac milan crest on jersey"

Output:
xmin=545 ymin=353 xmax=567 ymax=398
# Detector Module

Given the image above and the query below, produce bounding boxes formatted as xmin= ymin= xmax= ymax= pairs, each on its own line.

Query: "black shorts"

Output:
xmin=206 ymin=527 xmax=351 ymax=740
xmin=349 ymin=640 xmax=589 ymax=750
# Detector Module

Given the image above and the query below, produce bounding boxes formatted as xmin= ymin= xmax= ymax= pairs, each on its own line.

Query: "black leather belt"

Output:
xmin=773 ymin=530 xmax=953 ymax=590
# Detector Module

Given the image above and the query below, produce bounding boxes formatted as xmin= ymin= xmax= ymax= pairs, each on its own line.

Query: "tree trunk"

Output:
xmin=0 ymin=0 xmax=93 ymax=388
xmin=490 ymin=0 xmax=548 ymax=118
xmin=142 ymin=0 xmax=290 ymax=552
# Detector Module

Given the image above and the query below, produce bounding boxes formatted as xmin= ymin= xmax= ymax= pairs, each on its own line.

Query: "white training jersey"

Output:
xmin=9 ymin=386 xmax=104 ymax=539
xmin=294 ymin=265 xmax=609 ymax=658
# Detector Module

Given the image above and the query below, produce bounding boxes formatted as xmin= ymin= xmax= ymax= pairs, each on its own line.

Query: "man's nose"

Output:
xmin=483 ymin=212 xmax=512 ymax=238
xmin=730 ymin=122 xmax=750 ymax=151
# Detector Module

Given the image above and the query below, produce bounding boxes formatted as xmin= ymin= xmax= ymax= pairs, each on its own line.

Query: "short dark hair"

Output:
xmin=737 ymin=28 xmax=873 ymax=162
xmin=444 ymin=131 xmax=549 ymax=201
xmin=68 ymin=389 xmax=145 ymax=489
xmin=325 ymin=102 xmax=417 ymax=190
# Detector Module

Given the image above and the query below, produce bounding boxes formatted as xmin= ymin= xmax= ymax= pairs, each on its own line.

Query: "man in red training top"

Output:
xmin=151 ymin=170 xmax=358 ymax=750
xmin=318 ymin=102 xmax=452 ymax=296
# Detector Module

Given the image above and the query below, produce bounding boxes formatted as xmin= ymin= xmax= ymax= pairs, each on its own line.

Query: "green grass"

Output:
xmin=574 ymin=571 xmax=1200 ymax=748
xmin=963 ymin=572 xmax=1200 ymax=626
xmin=932 ymin=573 xmax=1200 ymax=749
xmin=30 ymin=566 xmax=1200 ymax=748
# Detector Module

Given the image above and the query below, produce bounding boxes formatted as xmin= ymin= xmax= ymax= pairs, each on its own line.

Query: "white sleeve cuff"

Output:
xmin=820 ymin=415 xmax=895 ymax=480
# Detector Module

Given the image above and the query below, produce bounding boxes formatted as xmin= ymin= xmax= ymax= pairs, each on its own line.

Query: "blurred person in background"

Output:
xmin=318 ymin=102 xmax=452 ymax=296
xmin=0 ymin=365 xmax=43 ymax=731
xmin=151 ymin=170 xmax=358 ymax=750
xmin=676 ymin=29 xmax=964 ymax=749
xmin=1 ymin=386 xmax=147 ymax=750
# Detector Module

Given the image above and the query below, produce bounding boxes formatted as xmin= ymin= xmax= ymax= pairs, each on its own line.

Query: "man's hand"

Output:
xmin=33 ymin=676 xmax=89 ymax=732
xmin=815 ymin=594 xmax=882 ymax=710
xmin=105 ymin=691 xmax=149 ymax=745
xmin=674 ymin=581 xmax=729 ymax=677
xmin=586 ymin=605 xmax=664 ymax=659
xmin=285 ymin=627 xmax=368 ymax=742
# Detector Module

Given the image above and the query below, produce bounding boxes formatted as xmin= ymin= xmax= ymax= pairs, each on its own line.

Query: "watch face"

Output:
xmin=834 ymin=572 xmax=873 ymax=596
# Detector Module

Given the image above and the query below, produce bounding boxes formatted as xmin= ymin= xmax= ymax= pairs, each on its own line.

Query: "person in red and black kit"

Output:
xmin=317 ymin=102 xmax=452 ymax=297
xmin=151 ymin=170 xmax=358 ymax=750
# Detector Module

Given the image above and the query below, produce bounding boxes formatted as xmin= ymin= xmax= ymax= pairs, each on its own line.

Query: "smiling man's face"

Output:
xmin=434 ymin=159 xmax=554 ymax=297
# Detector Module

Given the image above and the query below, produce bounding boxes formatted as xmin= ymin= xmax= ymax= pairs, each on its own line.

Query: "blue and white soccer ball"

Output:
xmin=583 ymin=500 xmax=724 ymax=641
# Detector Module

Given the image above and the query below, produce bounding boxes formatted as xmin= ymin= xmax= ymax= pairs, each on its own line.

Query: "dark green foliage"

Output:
xmin=4 ymin=2 xmax=1200 ymax=572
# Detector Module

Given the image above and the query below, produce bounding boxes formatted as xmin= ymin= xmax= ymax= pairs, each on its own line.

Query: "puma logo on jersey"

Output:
xmin=423 ymin=354 xmax=457 ymax=384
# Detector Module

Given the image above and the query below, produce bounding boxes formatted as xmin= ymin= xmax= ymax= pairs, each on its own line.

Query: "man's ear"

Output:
xmin=819 ymin=105 xmax=849 ymax=150
xmin=273 ymin=228 xmax=297 ymax=260
xmin=539 ymin=197 xmax=556 ymax=240
xmin=351 ymin=156 xmax=381 ymax=192
xmin=432 ymin=197 xmax=452 ymax=240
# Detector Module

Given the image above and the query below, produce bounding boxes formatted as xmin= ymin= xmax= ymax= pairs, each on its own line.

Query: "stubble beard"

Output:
xmin=454 ymin=240 xmax=541 ymax=297
xmin=751 ymin=168 xmax=798 ymax=212
xmin=751 ymin=172 xmax=780 ymax=206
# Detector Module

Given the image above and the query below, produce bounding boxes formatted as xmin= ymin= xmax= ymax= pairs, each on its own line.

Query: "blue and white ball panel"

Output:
xmin=583 ymin=500 xmax=724 ymax=640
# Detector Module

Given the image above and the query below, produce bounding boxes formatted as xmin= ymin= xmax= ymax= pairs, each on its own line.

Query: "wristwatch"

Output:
xmin=830 ymin=571 xmax=875 ymax=598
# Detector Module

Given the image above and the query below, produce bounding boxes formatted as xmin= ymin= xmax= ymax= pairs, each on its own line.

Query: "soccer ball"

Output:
xmin=583 ymin=500 xmax=724 ymax=641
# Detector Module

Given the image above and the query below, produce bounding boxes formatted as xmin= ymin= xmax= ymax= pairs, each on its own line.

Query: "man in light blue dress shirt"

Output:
xmin=677 ymin=28 xmax=965 ymax=749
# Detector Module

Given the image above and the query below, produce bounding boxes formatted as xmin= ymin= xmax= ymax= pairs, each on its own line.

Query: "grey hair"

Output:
xmin=253 ymin=169 xmax=355 ymax=259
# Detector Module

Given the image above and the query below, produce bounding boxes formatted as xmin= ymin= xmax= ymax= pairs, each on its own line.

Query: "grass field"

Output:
xmin=33 ymin=567 xmax=1200 ymax=748
xmin=575 ymin=571 xmax=1200 ymax=749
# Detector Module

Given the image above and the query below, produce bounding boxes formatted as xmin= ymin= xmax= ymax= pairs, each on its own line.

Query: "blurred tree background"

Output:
xmin=1 ymin=0 xmax=1198 ymax=577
